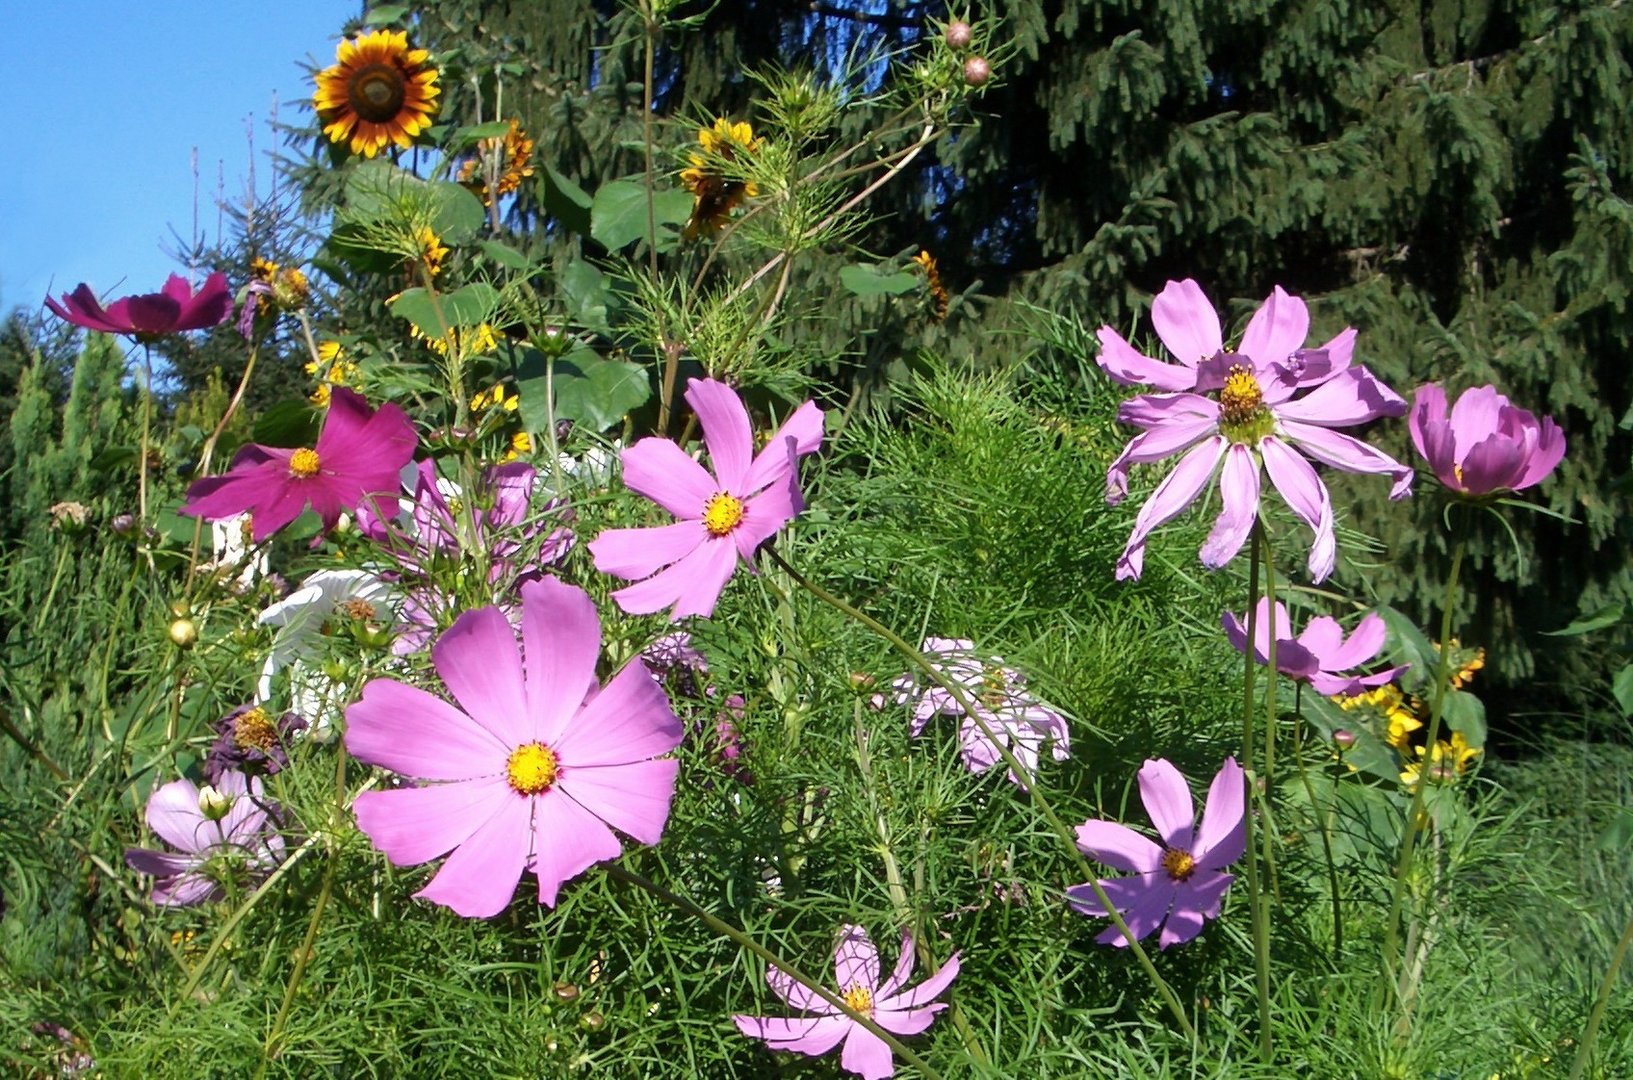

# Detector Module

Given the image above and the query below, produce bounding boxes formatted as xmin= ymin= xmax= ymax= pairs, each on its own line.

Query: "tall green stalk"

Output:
xmin=1570 ymin=903 xmax=1633 ymax=1080
xmin=1240 ymin=522 xmax=1274 ymax=1062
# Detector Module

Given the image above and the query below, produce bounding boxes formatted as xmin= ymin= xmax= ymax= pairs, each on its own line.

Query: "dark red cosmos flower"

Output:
xmin=45 ymin=272 xmax=233 ymax=339
xmin=182 ymin=387 xmax=417 ymax=543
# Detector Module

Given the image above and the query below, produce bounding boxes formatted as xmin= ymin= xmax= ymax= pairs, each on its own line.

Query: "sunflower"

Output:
xmin=459 ymin=119 xmax=537 ymax=206
xmin=314 ymin=30 xmax=440 ymax=159
xmin=408 ymin=226 xmax=449 ymax=280
xmin=680 ymin=118 xmax=761 ymax=238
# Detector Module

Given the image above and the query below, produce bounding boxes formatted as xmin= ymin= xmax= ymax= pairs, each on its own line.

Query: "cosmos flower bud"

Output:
xmin=1332 ymin=729 xmax=1358 ymax=749
xmin=963 ymin=56 xmax=991 ymax=86
xmin=945 ymin=20 xmax=973 ymax=49
xmin=196 ymin=784 xmax=235 ymax=820
xmin=168 ymin=617 xmax=199 ymax=649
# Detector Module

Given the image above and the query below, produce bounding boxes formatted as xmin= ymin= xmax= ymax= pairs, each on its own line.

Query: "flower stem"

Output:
xmin=1569 ymin=902 xmax=1633 ymax=1080
xmin=0 ymin=703 xmax=69 ymax=783
xmin=1240 ymin=522 xmax=1274 ymax=1063
xmin=767 ymin=548 xmax=1197 ymax=1040
xmin=1292 ymin=684 xmax=1344 ymax=957
xmin=605 ymin=864 xmax=948 ymax=1080
xmin=1259 ymin=524 xmax=1283 ymax=908
xmin=1379 ymin=524 xmax=1466 ymax=1020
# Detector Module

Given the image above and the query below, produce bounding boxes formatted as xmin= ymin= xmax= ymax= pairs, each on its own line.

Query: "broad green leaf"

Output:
xmin=517 ymin=345 xmax=650 ymax=433
xmin=390 ymin=283 xmax=499 ymax=334
xmin=364 ymin=4 xmax=408 ymax=25
xmin=457 ymin=121 xmax=514 ymax=143
xmin=1615 ymin=663 xmax=1633 ymax=718
xmin=253 ymin=400 xmax=322 ymax=448
xmin=560 ymin=259 xmax=613 ymax=333
xmin=1600 ymin=807 xmax=1633 ymax=851
xmin=543 ymin=166 xmax=592 ymax=236
xmin=478 ymin=240 xmax=533 ymax=270
xmin=1374 ymin=605 xmax=1436 ymax=692
xmin=590 ymin=180 xmax=692 ymax=251
xmin=428 ymin=181 xmax=485 ymax=243
xmin=1546 ymin=603 xmax=1627 ymax=637
xmin=1440 ymin=689 xmax=1487 ymax=747
xmin=839 ymin=263 xmax=920 ymax=297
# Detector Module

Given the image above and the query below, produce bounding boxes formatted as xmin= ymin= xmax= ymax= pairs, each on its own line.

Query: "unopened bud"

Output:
xmin=554 ymin=981 xmax=580 ymax=1002
xmin=944 ymin=21 xmax=973 ymax=49
xmin=963 ymin=56 xmax=991 ymax=87
xmin=111 ymin=513 xmax=137 ymax=537
xmin=580 ymin=1010 xmax=605 ymax=1031
xmin=1332 ymin=729 xmax=1357 ymax=749
xmin=196 ymin=784 xmax=234 ymax=820
xmin=168 ymin=617 xmax=198 ymax=648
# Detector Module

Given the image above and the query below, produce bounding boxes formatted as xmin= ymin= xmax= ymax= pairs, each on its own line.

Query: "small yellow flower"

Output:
xmin=913 ymin=249 xmax=949 ymax=321
xmin=1400 ymin=731 xmax=1482 ymax=790
xmin=459 ymin=119 xmax=537 ymax=206
xmin=250 ymin=257 xmax=279 ymax=283
xmin=415 ymin=322 xmax=499 ymax=358
xmin=273 ymin=267 xmax=310 ymax=310
xmin=681 ymin=117 xmax=761 ymax=238
xmin=307 ymin=342 xmax=358 ymax=407
xmin=502 ymin=431 xmax=533 ymax=462
xmin=409 ymin=226 xmax=449 ymax=279
xmin=471 ymin=383 xmax=519 ymax=413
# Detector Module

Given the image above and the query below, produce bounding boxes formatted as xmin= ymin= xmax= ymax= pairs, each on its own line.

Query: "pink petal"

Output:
xmin=733 ymin=1014 xmax=851 ymax=1056
xmin=413 ymin=787 xmax=533 ymax=917
xmin=840 ymin=1024 xmax=896 ymax=1080
xmin=685 ymin=378 xmax=754 ymax=493
xmin=1238 ymin=286 xmax=1309 ymax=368
xmin=1260 ymin=435 xmax=1337 ymax=582
xmin=559 ymin=758 xmax=679 ymax=845
xmin=620 ymin=437 xmax=718 ymax=520
xmin=1319 ymin=612 xmax=1387 ymax=671
xmin=352 ymin=777 xmax=513 ymax=867
xmin=768 ymin=965 xmax=825 ymax=1013
xmin=432 ymin=606 xmax=530 ymax=747
xmin=556 ymin=662 xmax=684 ymax=766
xmin=344 ymin=678 xmax=509 ymax=780
xmin=1150 ymin=279 xmax=1223 ymax=367
xmin=146 ymin=779 xmax=209 ymax=854
xmin=742 ymin=400 xmax=825 ymax=494
xmin=1193 ymin=757 xmax=1247 ymax=870
xmin=834 ymin=924 xmax=881 ymax=993
xmin=589 ymin=521 xmax=708 ymax=580
xmin=530 ymin=789 xmax=624 ymax=906
xmin=1161 ymin=872 xmax=1234 ymax=947
xmin=1116 ymin=436 xmax=1227 ymax=580
xmin=734 ymin=474 xmax=801 ymax=562
xmin=1090 ymin=875 xmax=1177 ymax=946
xmin=1514 ymin=415 xmax=1565 ymax=490
xmin=879 ymin=952 xmax=960 ymax=1010
xmin=1137 ymin=758 xmax=1195 ymax=850
xmin=518 ymin=579 xmax=603 ymax=746
xmin=1409 ymin=383 xmax=1447 ymax=461
xmin=872 ymin=1004 xmax=944 ymax=1037
xmin=1105 ymin=402 xmax=1220 ymax=504
xmin=1096 ymin=325 xmax=1199 ymax=391
xmin=876 ymin=928 xmax=917 ymax=999
xmin=1279 ymin=419 xmax=1412 ymax=499
xmin=1073 ymin=819 xmax=1162 ymax=873
xmin=1275 ymin=368 xmax=1407 ymax=427
xmin=1199 ymin=444 xmax=1260 ymax=570
xmin=1448 ymin=384 xmax=1507 ymax=448
xmin=153 ymin=873 xmax=219 ymax=907
xmin=608 ymin=534 xmax=739 ymax=619
xmin=1458 ymin=433 xmax=1529 ymax=494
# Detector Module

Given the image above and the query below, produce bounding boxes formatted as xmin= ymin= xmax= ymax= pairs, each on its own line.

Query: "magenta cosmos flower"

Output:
xmin=1067 ymin=757 xmax=1245 ymax=948
xmin=124 ymin=770 xmax=285 ymax=906
xmin=1222 ymin=598 xmax=1407 ymax=696
xmin=890 ymin=637 xmax=1070 ymax=786
xmin=734 ymin=925 xmax=961 ymax=1080
xmin=1098 ymin=279 xmax=1412 ymax=582
xmin=1408 ymin=383 xmax=1565 ymax=496
xmin=588 ymin=378 xmax=824 ymax=619
xmin=46 ymin=272 xmax=233 ymax=339
xmin=344 ymin=578 xmax=684 ymax=917
xmin=182 ymin=387 xmax=417 ymax=543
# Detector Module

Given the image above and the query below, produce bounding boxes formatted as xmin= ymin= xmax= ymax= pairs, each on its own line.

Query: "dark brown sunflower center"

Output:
xmin=1161 ymin=847 xmax=1197 ymax=882
xmin=348 ymin=64 xmax=408 ymax=122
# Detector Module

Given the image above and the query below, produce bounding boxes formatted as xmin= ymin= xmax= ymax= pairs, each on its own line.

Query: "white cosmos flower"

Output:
xmin=257 ymin=569 xmax=397 ymax=738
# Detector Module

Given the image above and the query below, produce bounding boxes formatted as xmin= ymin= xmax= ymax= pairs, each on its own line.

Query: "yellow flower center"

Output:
xmin=339 ymin=599 xmax=379 ymax=622
xmin=1219 ymin=366 xmax=1263 ymax=421
xmin=1161 ymin=848 xmax=1197 ymax=882
xmin=507 ymin=742 xmax=559 ymax=795
xmin=841 ymin=984 xmax=874 ymax=1013
xmin=289 ymin=448 xmax=322 ymax=478
xmin=232 ymin=707 xmax=277 ymax=752
xmin=349 ymin=63 xmax=408 ymax=122
xmin=702 ymin=493 xmax=745 ymax=536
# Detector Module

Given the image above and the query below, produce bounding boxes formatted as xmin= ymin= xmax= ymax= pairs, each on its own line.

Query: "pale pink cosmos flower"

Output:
xmin=344 ymin=578 xmax=684 ymax=918
xmin=733 ymin=925 xmax=960 ymax=1080
xmin=1408 ymin=383 xmax=1566 ymax=496
xmin=183 ymin=387 xmax=417 ymax=543
xmin=1222 ymin=598 xmax=1408 ymax=696
xmin=1067 ymin=757 xmax=1245 ymax=948
xmin=891 ymin=637 xmax=1070 ymax=786
xmin=124 ymin=770 xmax=285 ymax=906
xmin=1098 ymin=279 xmax=1412 ymax=582
xmin=588 ymin=378 xmax=823 ymax=619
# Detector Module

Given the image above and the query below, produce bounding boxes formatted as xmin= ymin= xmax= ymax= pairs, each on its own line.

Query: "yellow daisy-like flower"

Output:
xmin=914 ymin=249 xmax=949 ymax=321
xmin=409 ymin=226 xmax=449 ymax=279
xmin=313 ymin=29 xmax=441 ymax=158
xmin=250 ymin=257 xmax=279 ymax=283
xmin=681 ymin=117 xmax=761 ymax=238
xmin=471 ymin=383 xmax=520 ymax=413
xmin=413 ymin=321 xmax=499 ymax=359
xmin=273 ymin=267 xmax=310 ymax=310
xmin=503 ymin=431 xmax=533 ymax=462
xmin=459 ymin=119 xmax=537 ymax=206
xmin=1400 ymin=732 xmax=1482 ymax=790
xmin=307 ymin=341 xmax=358 ymax=407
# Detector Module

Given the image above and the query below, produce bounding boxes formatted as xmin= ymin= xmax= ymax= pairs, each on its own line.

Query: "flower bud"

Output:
xmin=168 ymin=617 xmax=199 ymax=648
xmin=111 ymin=513 xmax=137 ymax=537
xmin=945 ymin=21 xmax=973 ymax=49
xmin=580 ymin=1010 xmax=606 ymax=1032
xmin=554 ymin=981 xmax=580 ymax=1002
xmin=196 ymin=784 xmax=235 ymax=820
xmin=1332 ymin=729 xmax=1357 ymax=749
xmin=963 ymin=56 xmax=991 ymax=87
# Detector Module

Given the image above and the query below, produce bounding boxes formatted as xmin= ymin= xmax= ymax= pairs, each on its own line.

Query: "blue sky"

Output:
xmin=1 ymin=1 xmax=356 ymax=318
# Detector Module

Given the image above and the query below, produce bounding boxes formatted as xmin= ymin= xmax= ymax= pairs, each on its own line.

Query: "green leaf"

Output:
xmin=543 ymin=166 xmax=592 ymax=236
xmin=839 ymin=263 xmax=921 ymax=297
xmin=1546 ymin=603 xmax=1627 ymax=637
xmin=560 ymin=260 xmax=614 ymax=333
xmin=478 ymin=240 xmax=533 ymax=270
xmin=1440 ymin=689 xmax=1487 ymax=747
xmin=364 ymin=4 xmax=408 ymax=25
xmin=517 ymin=346 xmax=650 ymax=433
xmin=590 ymin=180 xmax=692 ymax=251
xmin=90 ymin=446 xmax=137 ymax=472
xmin=390 ymin=283 xmax=499 ymax=334
xmin=1374 ymin=605 xmax=1436 ymax=691
xmin=1614 ymin=663 xmax=1633 ymax=718
xmin=428 ymin=181 xmax=485 ymax=244
xmin=457 ymin=121 xmax=515 ymax=143
xmin=253 ymin=400 xmax=322 ymax=448
xmin=1600 ymin=807 xmax=1633 ymax=851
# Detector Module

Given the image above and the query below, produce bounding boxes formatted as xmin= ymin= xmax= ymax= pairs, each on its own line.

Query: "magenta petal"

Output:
xmin=1194 ymin=758 xmax=1247 ymax=870
xmin=880 ymin=952 xmax=960 ymax=1010
xmin=1150 ymin=279 xmax=1222 ymax=367
xmin=734 ymin=473 xmax=801 ymax=561
xmin=1321 ymin=612 xmax=1387 ymax=670
xmin=518 ymin=579 xmax=603 ymax=746
xmin=1137 ymin=758 xmax=1195 ymax=850
xmin=589 ymin=521 xmax=707 ymax=580
xmin=530 ymin=788 xmax=623 ymax=906
xmin=559 ymin=758 xmax=679 ymax=845
xmin=733 ymin=1014 xmax=851 ymax=1056
xmin=620 ymin=437 xmax=719 ymax=520
xmin=609 ymin=534 xmax=739 ymax=619
xmin=1096 ymin=325 xmax=1199 ymax=391
xmin=1074 ymin=819 xmax=1163 ymax=873
xmin=1116 ymin=436 xmax=1227 ymax=580
xmin=1280 ymin=419 xmax=1412 ymax=499
xmin=413 ymin=788 xmax=532 ymax=917
xmin=1410 ymin=383 xmax=1447 ymax=461
xmin=344 ymin=678 xmax=509 ymax=779
xmin=433 ymin=607 xmax=530 ymax=747
xmin=685 ymin=378 xmax=755 ymax=493
xmin=1459 ymin=433 xmax=1528 ymax=494
xmin=555 ymin=662 xmax=684 ymax=767
xmin=1239 ymin=286 xmax=1309 ymax=368
xmin=1515 ymin=416 xmax=1565 ymax=490
xmin=835 ymin=925 xmax=881 ymax=994
xmin=1260 ymin=435 xmax=1337 ymax=582
xmin=1199 ymin=444 xmax=1259 ymax=570
xmin=1275 ymin=367 xmax=1406 ymax=427
xmin=1449 ymin=384 xmax=1506 ymax=446
xmin=839 ymin=1024 xmax=896 ymax=1080
xmin=353 ymin=778 xmax=512 ymax=867
xmin=1105 ymin=406 xmax=1220 ymax=504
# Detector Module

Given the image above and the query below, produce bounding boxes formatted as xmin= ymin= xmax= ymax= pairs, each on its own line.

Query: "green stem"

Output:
xmin=1379 ymin=526 xmax=1466 ymax=1013
xmin=0 ymin=703 xmax=69 ymax=782
xmin=1259 ymin=524 xmax=1282 ymax=909
xmin=1570 ymin=902 xmax=1633 ymax=1080
xmin=1293 ymin=685 xmax=1343 ymax=957
xmin=1240 ymin=524 xmax=1274 ymax=1063
xmin=605 ymin=865 xmax=949 ymax=1080
xmin=767 ymin=548 xmax=1196 ymax=1039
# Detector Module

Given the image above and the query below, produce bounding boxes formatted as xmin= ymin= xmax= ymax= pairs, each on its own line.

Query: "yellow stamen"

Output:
xmin=507 ymin=742 xmax=559 ymax=795
xmin=338 ymin=599 xmax=379 ymax=622
xmin=841 ymin=984 xmax=874 ymax=1013
xmin=1161 ymin=848 xmax=1197 ymax=882
xmin=233 ymin=707 xmax=278 ymax=752
xmin=289 ymin=448 xmax=322 ymax=478
xmin=1219 ymin=365 xmax=1264 ymax=424
xmin=702 ymin=492 xmax=745 ymax=536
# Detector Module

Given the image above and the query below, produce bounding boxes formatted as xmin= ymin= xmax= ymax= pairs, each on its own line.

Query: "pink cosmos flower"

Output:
xmin=123 ymin=770 xmax=285 ymax=906
xmin=46 ymin=272 xmax=233 ymax=339
xmin=588 ymin=378 xmax=824 ymax=619
xmin=733 ymin=925 xmax=961 ymax=1080
xmin=344 ymin=578 xmax=684 ymax=918
xmin=1067 ymin=757 xmax=1245 ymax=948
xmin=1098 ymin=279 xmax=1412 ymax=582
xmin=1408 ymin=383 xmax=1566 ymax=496
xmin=1222 ymin=598 xmax=1408 ymax=696
xmin=890 ymin=637 xmax=1070 ymax=786
xmin=182 ymin=387 xmax=417 ymax=543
